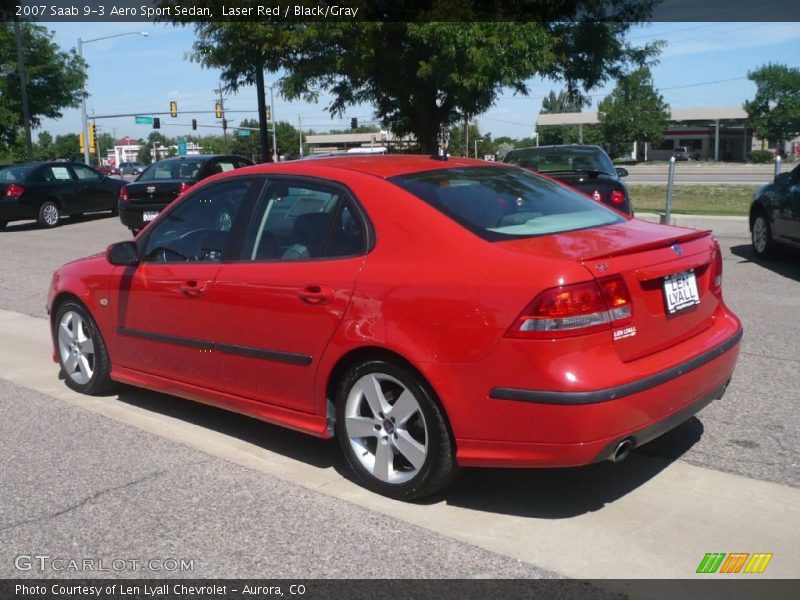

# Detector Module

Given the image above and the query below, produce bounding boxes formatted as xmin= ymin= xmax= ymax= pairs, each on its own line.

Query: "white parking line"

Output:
xmin=1 ymin=308 xmax=798 ymax=581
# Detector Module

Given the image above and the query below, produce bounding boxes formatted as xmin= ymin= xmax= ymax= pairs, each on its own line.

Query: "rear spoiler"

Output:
xmin=581 ymin=229 xmax=713 ymax=261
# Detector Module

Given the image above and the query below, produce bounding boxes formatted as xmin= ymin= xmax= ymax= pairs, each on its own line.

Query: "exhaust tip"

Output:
xmin=612 ymin=439 xmax=633 ymax=463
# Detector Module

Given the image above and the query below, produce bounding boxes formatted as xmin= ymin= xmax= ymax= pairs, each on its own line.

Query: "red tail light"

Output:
xmin=710 ymin=241 xmax=723 ymax=294
xmin=506 ymin=276 xmax=633 ymax=339
xmin=610 ymin=190 xmax=625 ymax=205
xmin=119 ymin=186 xmax=128 ymax=201
xmin=178 ymin=182 xmax=192 ymax=196
xmin=6 ymin=184 xmax=24 ymax=198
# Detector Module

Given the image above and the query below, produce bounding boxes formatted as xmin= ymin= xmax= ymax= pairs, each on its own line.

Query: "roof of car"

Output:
xmin=153 ymin=154 xmax=246 ymax=163
xmin=237 ymin=155 xmax=507 ymax=179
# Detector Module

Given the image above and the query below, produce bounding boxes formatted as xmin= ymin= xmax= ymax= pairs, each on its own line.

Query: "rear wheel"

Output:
xmin=752 ymin=211 xmax=776 ymax=259
xmin=54 ymin=301 xmax=114 ymax=395
xmin=38 ymin=201 xmax=60 ymax=228
xmin=0 ymin=221 xmax=7 ymax=229
xmin=336 ymin=359 xmax=458 ymax=500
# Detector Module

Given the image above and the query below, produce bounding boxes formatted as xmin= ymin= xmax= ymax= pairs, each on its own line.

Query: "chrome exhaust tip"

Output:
xmin=612 ymin=439 xmax=633 ymax=463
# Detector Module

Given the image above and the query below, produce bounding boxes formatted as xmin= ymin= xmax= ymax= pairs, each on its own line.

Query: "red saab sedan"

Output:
xmin=47 ymin=156 xmax=742 ymax=499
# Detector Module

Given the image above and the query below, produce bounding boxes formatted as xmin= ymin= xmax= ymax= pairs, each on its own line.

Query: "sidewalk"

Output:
xmin=636 ymin=212 xmax=748 ymax=237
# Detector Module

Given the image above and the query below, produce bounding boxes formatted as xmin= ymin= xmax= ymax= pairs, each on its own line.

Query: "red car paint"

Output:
xmin=48 ymin=156 xmax=742 ymax=468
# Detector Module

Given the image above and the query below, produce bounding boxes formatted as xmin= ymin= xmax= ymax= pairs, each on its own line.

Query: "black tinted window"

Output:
xmin=143 ymin=179 xmax=257 ymax=263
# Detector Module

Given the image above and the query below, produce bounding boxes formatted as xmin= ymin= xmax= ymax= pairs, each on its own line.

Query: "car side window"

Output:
xmin=142 ymin=179 xmax=257 ymax=264
xmin=71 ymin=164 xmax=102 ymax=181
xmin=44 ymin=166 xmax=74 ymax=182
xmin=242 ymin=181 xmax=366 ymax=261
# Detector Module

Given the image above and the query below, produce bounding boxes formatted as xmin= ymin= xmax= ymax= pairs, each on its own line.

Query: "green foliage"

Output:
xmin=747 ymin=149 xmax=775 ymax=164
xmin=51 ymin=134 xmax=81 ymax=161
xmin=158 ymin=4 xmax=659 ymax=153
xmin=744 ymin=64 xmax=800 ymax=145
xmin=598 ymin=67 xmax=669 ymax=156
xmin=0 ymin=23 xmax=86 ymax=150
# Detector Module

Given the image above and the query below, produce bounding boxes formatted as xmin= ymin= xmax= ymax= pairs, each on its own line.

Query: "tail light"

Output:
xmin=710 ymin=242 xmax=723 ymax=294
xmin=178 ymin=182 xmax=192 ymax=196
xmin=506 ymin=276 xmax=633 ymax=339
xmin=610 ymin=190 xmax=625 ymax=205
xmin=6 ymin=184 xmax=24 ymax=198
xmin=119 ymin=186 xmax=128 ymax=201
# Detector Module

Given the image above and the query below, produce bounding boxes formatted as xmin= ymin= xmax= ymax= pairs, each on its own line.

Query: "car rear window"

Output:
xmin=138 ymin=159 xmax=204 ymax=181
xmin=504 ymin=147 xmax=615 ymax=176
xmin=0 ymin=165 xmax=36 ymax=181
xmin=389 ymin=166 xmax=624 ymax=240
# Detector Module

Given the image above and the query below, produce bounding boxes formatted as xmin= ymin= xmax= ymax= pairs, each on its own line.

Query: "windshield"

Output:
xmin=504 ymin=146 xmax=615 ymax=176
xmin=389 ymin=166 xmax=624 ymax=240
xmin=0 ymin=165 xmax=36 ymax=181
xmin=138 ymin=159 xmax=204 ymax=181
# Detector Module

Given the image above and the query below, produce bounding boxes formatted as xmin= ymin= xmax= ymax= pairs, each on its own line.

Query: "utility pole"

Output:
xmin=14 ymin=19 xmax=34 ymax=161
xmin=463 ymin=114 xmax=469 ymax=158
xmin=270 ymin=85 xmax=277 ymax=162
xmin=298 ymin=115 xmax=304 ymax=158
xmin=216 ymin=84 xmax=228 ymax=149
xmin=254 ymin=68 xmax=269 ymax=162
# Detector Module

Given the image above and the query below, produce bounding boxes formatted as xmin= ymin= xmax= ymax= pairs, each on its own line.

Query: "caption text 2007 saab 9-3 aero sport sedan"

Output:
xmin=47 ymin=156 xmax=742 ymax=500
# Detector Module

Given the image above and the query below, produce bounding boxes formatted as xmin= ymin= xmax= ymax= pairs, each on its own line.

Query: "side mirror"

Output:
xmin=775 ymin=172 xmax=791 ymax=185
xmin=616 ymin=167 xmax=629 ymax=178
xmin=106 ymin=241 xmax=139 ymax=266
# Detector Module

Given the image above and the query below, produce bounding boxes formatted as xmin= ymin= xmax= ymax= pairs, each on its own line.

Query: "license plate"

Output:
xmin=663 ymin=269 xmax=700 ymax=314
xmin=142 ymin=211 xmax=158 ymax=222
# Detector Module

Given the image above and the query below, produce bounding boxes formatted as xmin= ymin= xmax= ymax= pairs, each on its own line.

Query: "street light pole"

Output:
xmin=270 ymin=84 xmax=277 ymax=162
xmin=79 ymin=31 xmax=148 ymax=164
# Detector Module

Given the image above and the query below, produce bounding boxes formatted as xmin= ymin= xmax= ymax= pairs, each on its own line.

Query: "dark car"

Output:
xmin=0 ymin=162 xmax=125 ymax=229
xmin=749 ymin=164 xmax=800 ymax=258
xmin=119 ymin=155 xmax=253 ymax=234
xmin=118 ymin=162 xmax=147 ymax=176
xmin=502 ymin=145 xmax=633 ymax=214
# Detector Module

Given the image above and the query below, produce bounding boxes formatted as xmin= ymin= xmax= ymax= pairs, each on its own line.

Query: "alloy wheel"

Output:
xmin=752 ymin=217 xmax=768 ymax=254
xmin=42 ymin=204 xmax=59 ymax=226
xmin=57 ymin=310 xmax=95 ymax=385
xmin=343 ymin=372 xmax=428 ymax=484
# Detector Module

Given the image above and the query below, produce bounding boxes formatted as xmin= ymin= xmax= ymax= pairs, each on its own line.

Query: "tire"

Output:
xmin=54 ymin=301 xmax=115 ymax=395
xmin=335 ymin=359 xmax=458 ymax=500
xmin=752 ymin=211 xmax=777 ymax=259
xmin=0 ymin=221 xmax=7 ymax=229
xmin=37 ymin=201 xmax=60 ymax=228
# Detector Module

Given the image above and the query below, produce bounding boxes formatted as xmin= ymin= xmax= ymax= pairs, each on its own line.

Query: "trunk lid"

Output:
xmin=499 ymin=218 xmax=719 ymax=362
xmin=125 ymin=179 xmax=195 ymax=205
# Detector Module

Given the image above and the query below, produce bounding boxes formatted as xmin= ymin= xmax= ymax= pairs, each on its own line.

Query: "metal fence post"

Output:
xmin=662 ymin=156 xmax=676 ymax=224
xmin=775 ymin=154 xmax=782 ymax=178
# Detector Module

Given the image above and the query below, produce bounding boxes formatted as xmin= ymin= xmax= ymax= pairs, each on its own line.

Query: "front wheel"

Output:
xmin=38 ymin=201 xmax=60 ymax=228
xmin=752 ymin=212 xmax=776 ymax=259
xmin=336 ymin=360 xmax=458 ymax=500
xmin=0 ymin=220 xmax=7 ymax=229
xmin=54 ymin=301 xmax=115 ymax=395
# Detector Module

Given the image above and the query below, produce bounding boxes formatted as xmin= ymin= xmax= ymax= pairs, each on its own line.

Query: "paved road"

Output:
xmin=0 ymin=215 xmax=798 ymax=583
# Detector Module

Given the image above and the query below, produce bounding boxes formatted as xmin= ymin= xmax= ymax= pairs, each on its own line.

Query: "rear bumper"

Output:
xmin=437 ymin=309 xmax=742 ymax=468
xmin=118 ymin=201 xmax=167 ymax=231
xmin=0 ymin=198 xmax=35 ymax=222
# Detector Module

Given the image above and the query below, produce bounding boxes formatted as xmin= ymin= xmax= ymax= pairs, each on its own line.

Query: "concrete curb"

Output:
xmin=636 ymin=212 xmax=749 ymax=237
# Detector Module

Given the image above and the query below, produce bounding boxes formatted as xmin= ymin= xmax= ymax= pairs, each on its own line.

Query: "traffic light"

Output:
xmin=265 ymin=106 xmax=271 ymax=121
xmin=88 ymin=123 xmax=96 ymax=153
xmin=351 ymin=118 xmax=358 ymax=129
xmin=215 ymin=101 xmax=223 ymax=119
xmin=222 ymin=118 xmax=228 ymax=130
xmin=79 ymin=132 xmax=85 ymax=154
xmin=153 ymin=117 xmax=161 ymax=129
xmin=169 ymin=101 xmax=178 ymax=118
xmin=192 ymin=119 xmax=197 ymax=130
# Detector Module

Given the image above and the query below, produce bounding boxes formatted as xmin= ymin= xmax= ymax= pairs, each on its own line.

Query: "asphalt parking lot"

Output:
xmin=0 ymin=212 xmax=798 ymax=582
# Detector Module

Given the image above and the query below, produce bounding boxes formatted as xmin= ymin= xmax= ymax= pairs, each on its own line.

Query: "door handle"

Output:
xmin=179 ymin=280 xmax=207 ymax=298
xmin=297 ymin=284 xmax=334 ymax=305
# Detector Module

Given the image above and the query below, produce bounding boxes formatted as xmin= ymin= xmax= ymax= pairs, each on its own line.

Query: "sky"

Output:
xmin=36 ymin=21 xmax=800 ymax=143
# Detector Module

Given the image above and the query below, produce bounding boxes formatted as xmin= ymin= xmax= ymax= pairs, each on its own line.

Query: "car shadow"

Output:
xmin=0 ymin=212 xmax=114 ymax=232
xmin=730 ymin=243 xmax=800 ymax=283
xmin=110 ymin=383 xmax=703 ymax=518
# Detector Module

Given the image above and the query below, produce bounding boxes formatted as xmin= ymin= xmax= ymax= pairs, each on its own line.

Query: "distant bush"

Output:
xmin=613 ymin=157 xmax=638 ymax=165
xmin=747 ymin=150 xmax=775 ymax=163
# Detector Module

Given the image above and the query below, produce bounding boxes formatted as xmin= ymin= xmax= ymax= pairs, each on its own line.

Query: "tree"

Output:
xmin=51 ymin=134 xmax=81 ymax=161
xmin=537 ymin=89 xmax=605 ymax=146
xmin=598 ymin=68 xmax=669 ymax=158
xmin=744 ymin=64 xmax=800 ymax=150
xmin=230 ymin=119 xmax=262 ymax=162
xmin=158 ymin=2 xmax=659 ymax=154
xmin=34 ymin=131 xmax=54 ymax=160
xmin=0 ymin=23 xmax=86 ymax=151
